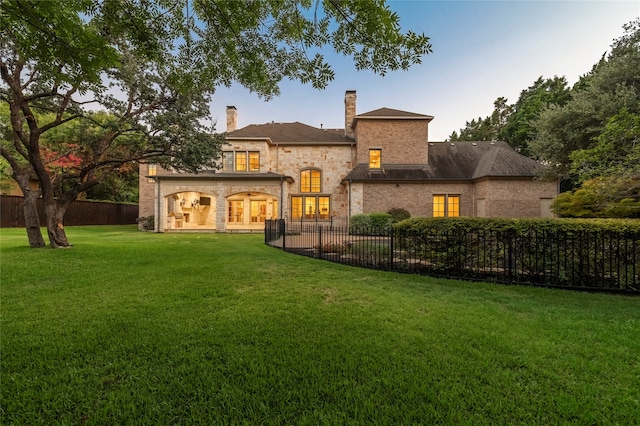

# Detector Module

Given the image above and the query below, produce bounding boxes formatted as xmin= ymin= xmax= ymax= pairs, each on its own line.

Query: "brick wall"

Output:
xmin=474 ymin=178 xmax=558 ymax=217
xmin=362 ymin=182 xmax=474 ymax=217
xmin=355 ymin=120 xmax=428 ymax=165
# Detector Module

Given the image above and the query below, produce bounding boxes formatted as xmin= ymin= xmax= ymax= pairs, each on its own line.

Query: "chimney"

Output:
xmin=226 ymin=106 xmax=237 ymax=132
xmin=344 ymin=90 xmax=356 ymax=138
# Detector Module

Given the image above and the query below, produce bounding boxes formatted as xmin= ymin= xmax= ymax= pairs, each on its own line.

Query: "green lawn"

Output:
xmin=1 ymin=226 xmax=639 ymax=424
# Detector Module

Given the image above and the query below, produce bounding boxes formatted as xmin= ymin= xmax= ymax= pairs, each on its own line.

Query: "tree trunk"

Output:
xmin=21 ymin=189 xmax=46 ymax=248
xmin=12 ymin=171 xmax=46 ymax=248
xmin=44 ymin=199 xmax=71 ymax=248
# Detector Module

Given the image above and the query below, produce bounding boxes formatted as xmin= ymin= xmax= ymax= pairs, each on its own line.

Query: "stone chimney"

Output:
xmin=226 ymin=106 xmax=237 ymax=132
xmin=344 ymin=90 xmax=356 ymax=138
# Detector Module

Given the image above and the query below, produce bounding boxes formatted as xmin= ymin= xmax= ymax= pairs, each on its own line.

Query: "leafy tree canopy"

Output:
xmin=1 ymin=0 xmax=432 ymax=247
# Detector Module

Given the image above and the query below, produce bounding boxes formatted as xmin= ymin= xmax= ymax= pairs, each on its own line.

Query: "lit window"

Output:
xmin=301 ymin=169 xmax=321 ymax=193
xmin=228 ymin=200 xmax=244 ymax=223
xmin=249 ymin=152 xmax=260 ymax=171
xmin=318 ymin=197 xmax=330 ymax=220
xmin=369 ymin=149 xmax=381 ymax=168
xmin=291 ymin=196 xmax=330 ymax=220
xmin=147 ymin=164 xmax=157 ymax=182
xmin=222 ymin=152 xmax=233 ymax=171
xmin=433 ymin=195 xmax=460 ymax=217
xmin=448 ymin=196 xmax=460 ymax=217
xmin=271 ymin=200 xmax=278 ymax=219
xmin=250 ymin=200 xmax=267 ymax=223
xmin=433 ymin=195 xmax=445 ymax=217
xmin=291 ymin=196 xmax=303 ymax=219
xmin=235 ymin=152 xmax=247 ymax=171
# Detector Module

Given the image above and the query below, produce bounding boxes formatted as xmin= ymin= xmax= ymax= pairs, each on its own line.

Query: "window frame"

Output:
xmin=291 ymin=195 xmax=331 ymax=221
xmin=300 ymin=169 xmax=321 ymax=193
xmin=147 ymin=164 xmax=157 ymax=182
xmin=369 ymin=148 xmax=382 ymax=169
xmin=433 ymin=194 xmax=460 ymax=217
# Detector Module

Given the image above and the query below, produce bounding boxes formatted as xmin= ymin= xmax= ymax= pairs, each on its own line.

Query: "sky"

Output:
xmin=208 ymin=0 xmax=639 ymax=141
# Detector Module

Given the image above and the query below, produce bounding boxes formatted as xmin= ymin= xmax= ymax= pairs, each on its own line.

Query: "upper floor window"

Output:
xmin=222 ymin=150 xmax=260 ymax=172
xmin=433 ymin=194 xmax=460 ymax=217
xmin=300 ymin=169 xmax=321 ymax=193
xmin=222 ymin=152 xmax=233 ymax=171
xmin=147 ymin=164 xmax=157 ymax=182
xmin=369 ymin=149 xmax=381 ymax=168
xmin=249 ymin=152 xmax=260 ymax=171
xmin=235 ymin=152 xmax=247 ymax=171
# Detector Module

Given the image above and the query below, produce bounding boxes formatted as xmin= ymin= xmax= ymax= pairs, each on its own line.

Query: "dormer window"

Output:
xmin=369 ymin=149 xmax=381 ymax=169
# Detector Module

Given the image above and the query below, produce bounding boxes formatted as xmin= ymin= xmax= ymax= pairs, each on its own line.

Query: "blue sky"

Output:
xmin=210 ymin=1 xmax=639 ymax=141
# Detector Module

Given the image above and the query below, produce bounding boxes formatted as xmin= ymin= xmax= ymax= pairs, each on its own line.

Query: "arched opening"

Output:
xmin=165 ymin=191 xmax=216 ymax=230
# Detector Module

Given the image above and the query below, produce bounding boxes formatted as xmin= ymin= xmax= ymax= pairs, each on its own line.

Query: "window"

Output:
xmin=250 ymin=200 xmax=267 ymax=223
xmin=291 ymin=196 xmax=330 ymax=220
xmin=235 ymin=152 xmax=247 ymax=171
xmin=249 ymin=152 xmax=260 ymax=171
xmin=147 ymin=164 xmax=157 ymax=182
xmin=300 ymin=169 xmax=321 ymax=193
xmin=223 ymin=151 xmax=260 ymax=172
xmin=369 ymin=149 xmax=381 ymax=168
xmin=433 ymin=195 xmax=460 ymax=217
xmin=222 ymin=152 xmax=233 ymax=171
xmin=228 ymin=200 xmax=244 ymax=223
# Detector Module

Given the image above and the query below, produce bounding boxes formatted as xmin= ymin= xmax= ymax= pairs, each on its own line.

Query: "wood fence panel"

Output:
xmin=1 ymin=195 xmax=139 ymax=228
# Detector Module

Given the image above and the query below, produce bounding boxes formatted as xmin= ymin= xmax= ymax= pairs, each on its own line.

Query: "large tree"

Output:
xmin=529 ymin=19 xmax=640 ymax=180
xmin=498 ymin=76 xmax=571 ymax=156
xmin=1 ymin=0 xmax=432 ymax=248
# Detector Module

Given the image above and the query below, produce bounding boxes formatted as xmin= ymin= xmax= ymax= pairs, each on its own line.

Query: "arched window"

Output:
xmin=300 ymin=169 xmax=321 ymax=193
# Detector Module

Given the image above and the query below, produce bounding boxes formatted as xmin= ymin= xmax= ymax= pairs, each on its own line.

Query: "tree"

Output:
xmin=529 ymin=19 xmax=640 ymax=180
xmin=498 ymin=76 xmax=571 ymax=156
xmin=448 ymin=97 xmax=513 ymax=142
xmin=1 ymin=0 xmax=432 ymax=248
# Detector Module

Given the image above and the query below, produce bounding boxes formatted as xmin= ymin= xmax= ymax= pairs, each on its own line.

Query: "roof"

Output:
xmin=227 ymin=122 xmax=354 ymax=145
xmin=154 ymin=170 xmax=293 ymax=182
xmin=342 ymin=141 xmax=544 ymax=183
xmin=355 ymin=107 xmax=434 ymax=120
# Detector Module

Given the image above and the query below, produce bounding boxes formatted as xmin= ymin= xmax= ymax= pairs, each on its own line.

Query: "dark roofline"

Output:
xmin=153 ymin=172 xmax=293 ymax=182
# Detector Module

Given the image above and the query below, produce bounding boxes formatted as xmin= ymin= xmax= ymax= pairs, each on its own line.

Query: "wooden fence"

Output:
xmin=0 ymin=195 xmax=139 ymax=228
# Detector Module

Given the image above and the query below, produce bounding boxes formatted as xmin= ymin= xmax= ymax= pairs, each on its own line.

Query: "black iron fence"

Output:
xmin=265 ymin=219 xmax=640 ymax=293
xmin=0 ymin=195 xmax=139 ymax=228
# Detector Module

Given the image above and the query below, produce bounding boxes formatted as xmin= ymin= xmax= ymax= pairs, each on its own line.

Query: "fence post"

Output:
xmin=318 ymin=225 xmax=323 ymax=259
xmin=281 ymin=219 xmax=286 ymax=251
xmin=389 ymin=229 xmax=394 ymax=271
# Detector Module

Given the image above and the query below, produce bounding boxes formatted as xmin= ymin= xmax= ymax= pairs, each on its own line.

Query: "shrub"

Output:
xmin=387 ymin=208 xmax=411 ymax=223
xmin=136 ymin=215 xmax=155 ymax=231
xmin=349 ymin=213 xmax=392 ymax=235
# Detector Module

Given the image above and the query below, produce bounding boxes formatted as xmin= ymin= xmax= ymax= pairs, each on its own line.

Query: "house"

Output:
xmin=138 ymin=90 xmax=557 ymax=232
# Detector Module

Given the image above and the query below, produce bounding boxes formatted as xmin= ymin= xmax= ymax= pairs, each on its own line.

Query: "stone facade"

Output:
xmin=138 ymin=90 xmax=558 ymax=232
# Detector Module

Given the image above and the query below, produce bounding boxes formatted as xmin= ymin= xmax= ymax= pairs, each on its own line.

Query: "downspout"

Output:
xmin=155 ymin=177 xmax=161 ymax=232
xmin=280 ymin=177 xmax=284 ymax=219
xmin=348 ymin=180 xmax=352 ymax=225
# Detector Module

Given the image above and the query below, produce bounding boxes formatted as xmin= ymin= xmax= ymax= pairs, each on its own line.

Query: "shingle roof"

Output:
xmin=342 ymin=141 xmax=544 ymax=182
xmin=155 ymin=170 xmax=292 ymax=181
xmin=356 ymin=107 xmax=434 ymax=120
xmin=227 ymin=122 xmax=354 ymax=144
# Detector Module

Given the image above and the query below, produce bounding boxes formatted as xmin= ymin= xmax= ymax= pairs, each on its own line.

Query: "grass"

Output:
xmin=1 ymin=225 xmax=639 ymax=424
